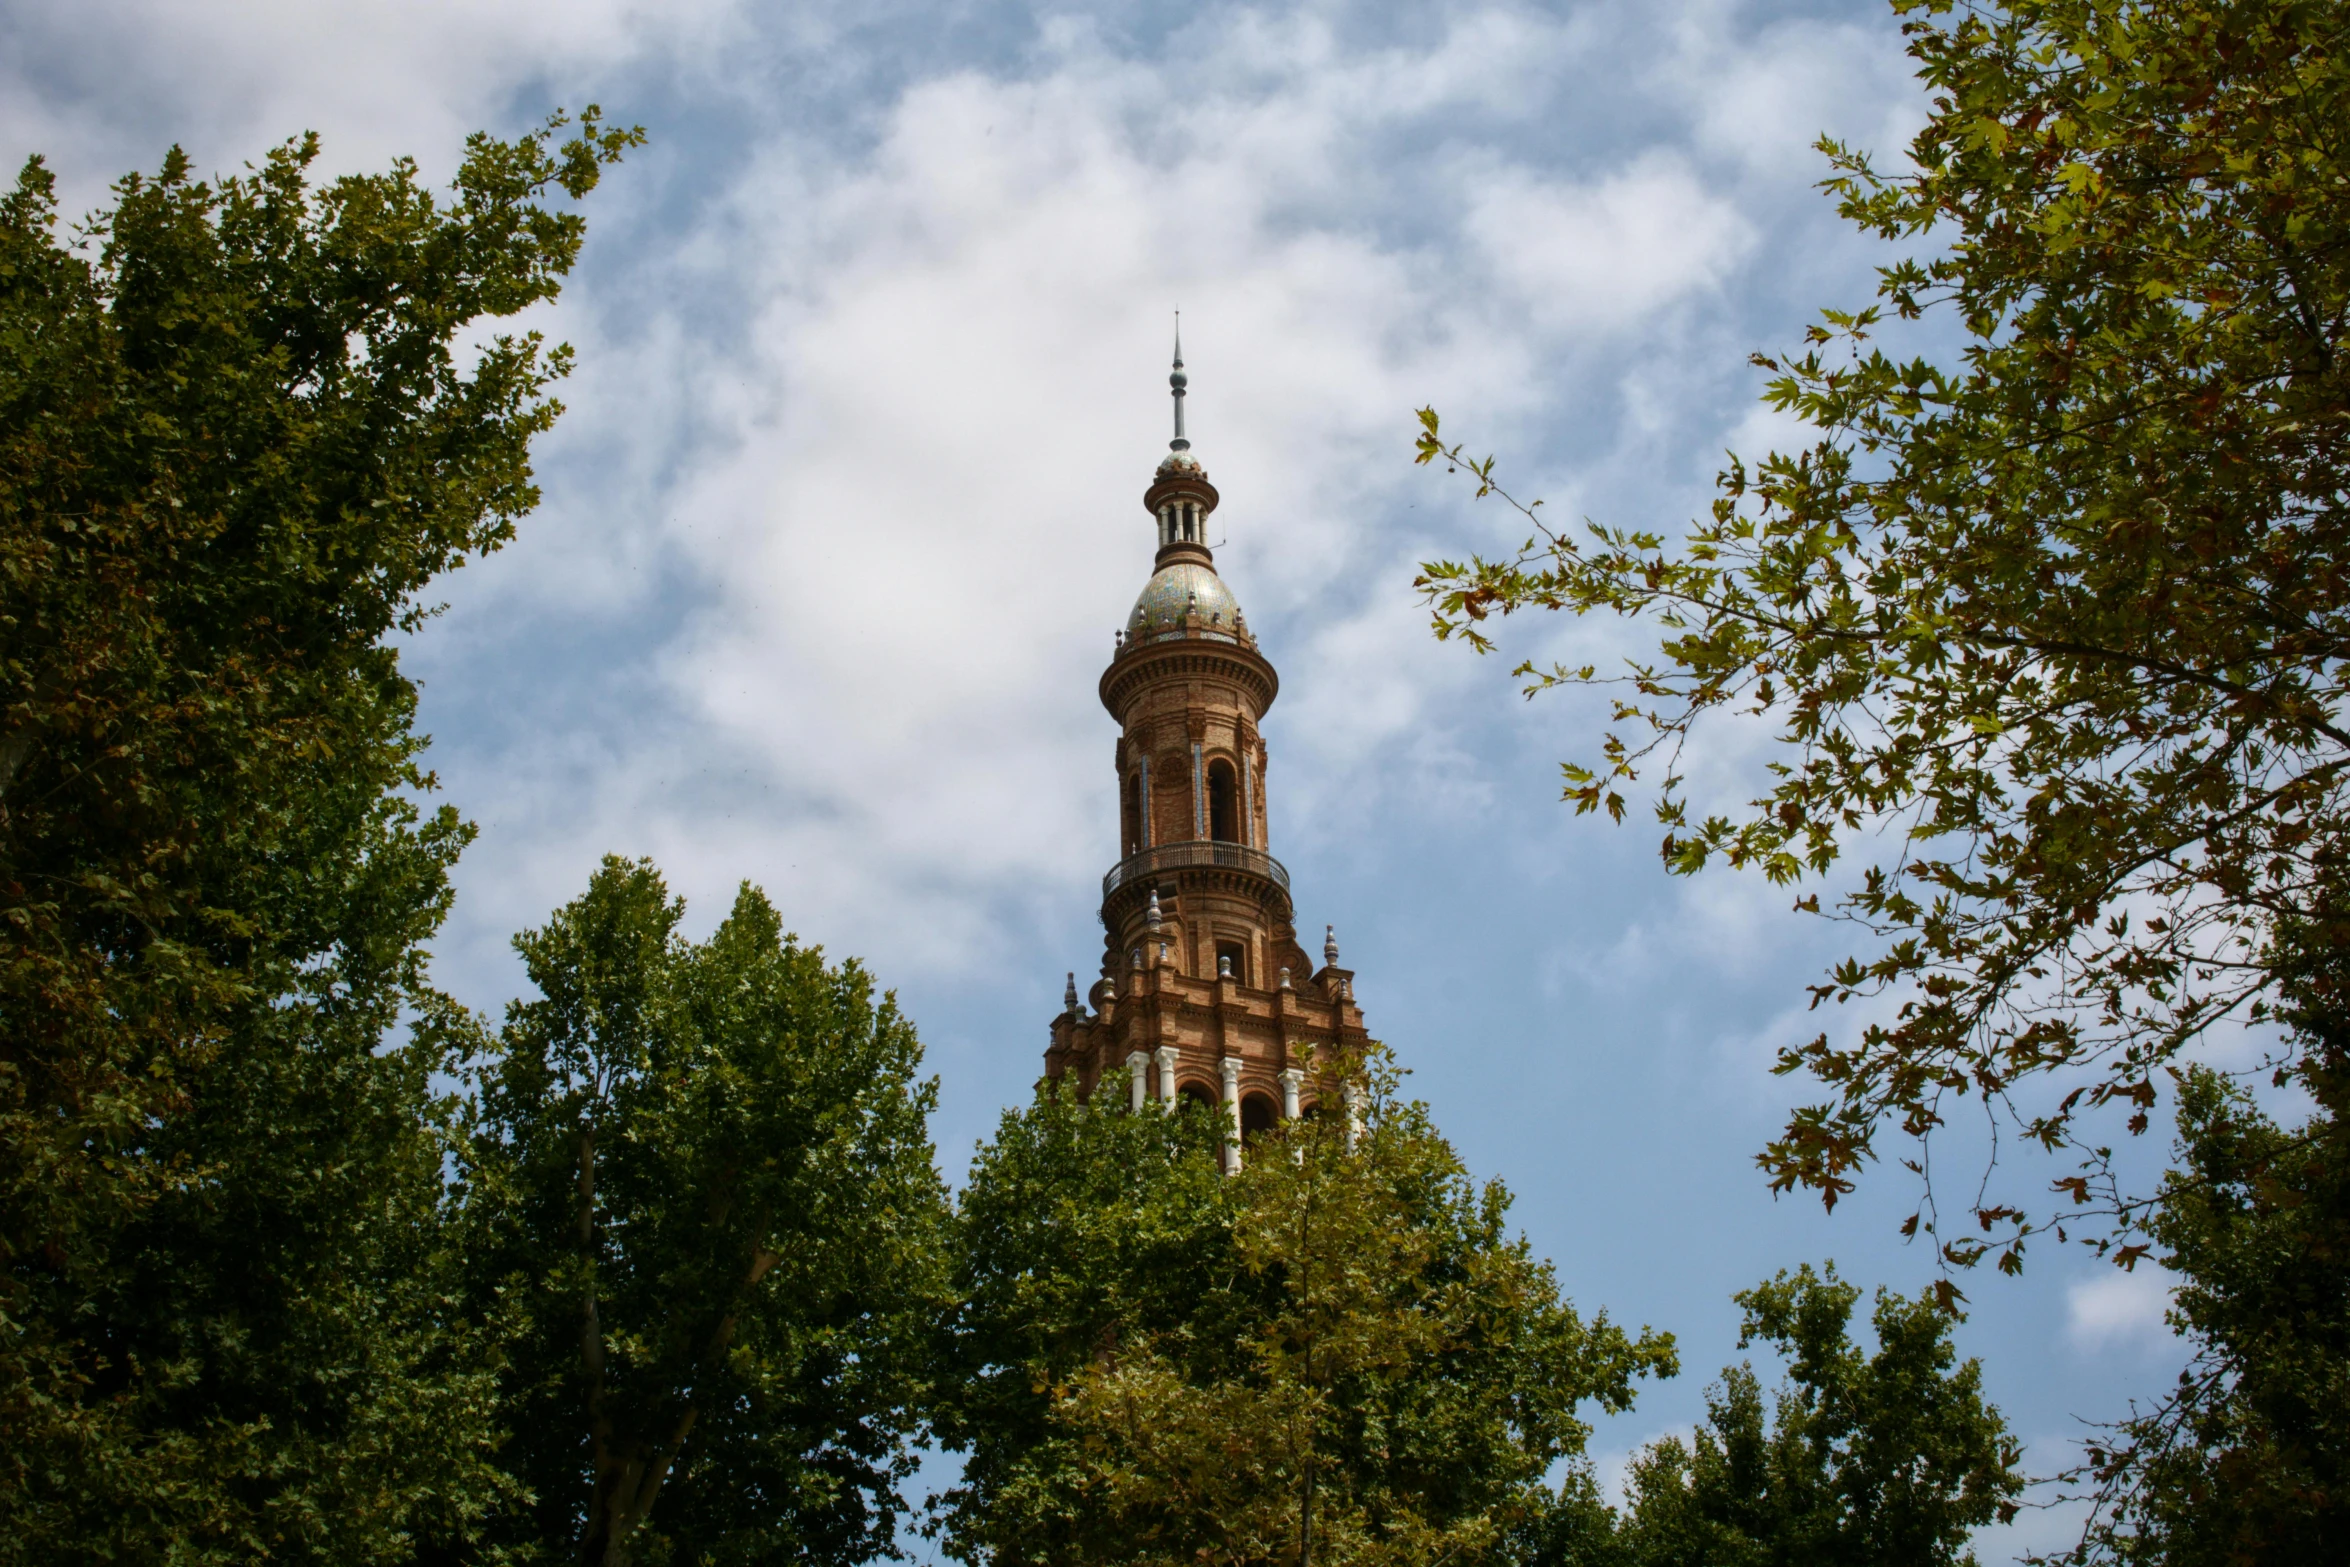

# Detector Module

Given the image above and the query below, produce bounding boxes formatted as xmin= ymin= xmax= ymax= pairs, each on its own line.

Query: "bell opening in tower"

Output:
xmin=1207 ymin=758 xmax=1239 ymax=842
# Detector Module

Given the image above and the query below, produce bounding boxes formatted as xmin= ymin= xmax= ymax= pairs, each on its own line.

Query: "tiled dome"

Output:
xmin=1127 ymin=561 xmax=1239 ymax=637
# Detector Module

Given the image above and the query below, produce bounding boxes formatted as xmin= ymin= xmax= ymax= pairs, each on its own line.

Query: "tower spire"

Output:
xmin=1169 ymin=312 xmax=1189 ymax=452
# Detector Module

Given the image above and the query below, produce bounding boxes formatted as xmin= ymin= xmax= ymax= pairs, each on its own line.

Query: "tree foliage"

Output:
xmin=930 ymin=1066 xmax=1241 ymax=1563
xmin=1527 ymin=1266 xmax=2021 ymax=1567
xmin=2050 ymin=911 xmax=2350 ymax=1565
xmin=1415 ymin=0 xmax=2350 ymax=1277
xmin=935 ymin=1052 xmax=1675 ymax=1567
xmin=454 ymin=856 xmax=948 ymax=1567
xmin=0 ymin=117 xmax=634 ymax=1561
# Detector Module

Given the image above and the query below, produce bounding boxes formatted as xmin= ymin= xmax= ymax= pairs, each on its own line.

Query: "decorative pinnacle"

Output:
xmin=1064 ymin=971 xmax=1079 ymax=1014
xmin=1148 ymin=888 xmax=1165 ymax=932
xmin=1324 ymin=924 xmax=1339 ymax=967
xmin=1169 ymin=311 xmax=1189 ymax=452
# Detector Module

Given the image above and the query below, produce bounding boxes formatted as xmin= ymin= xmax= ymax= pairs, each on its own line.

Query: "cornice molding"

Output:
xmin=1100 ymin=639 xmax=1279 ymax=719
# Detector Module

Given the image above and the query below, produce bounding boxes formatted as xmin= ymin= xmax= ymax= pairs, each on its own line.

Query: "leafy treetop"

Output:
xmin=1415 ymin=0 xmax=2350 ymax=1289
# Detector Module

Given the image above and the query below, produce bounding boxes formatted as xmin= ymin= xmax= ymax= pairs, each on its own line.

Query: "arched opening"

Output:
xmin=1215 ymin=939 xmax=1248 ymax=987
xmin=1123 ymin=771 xmax=1142 ymax=855
xmin=1208 ymin=758 xmax=1239 ymax=842
xmin=1178 ymin=1081 xmax=1217 ymax=1110
xmin=1240 ymin=1093 xmax=1279 ymax=1141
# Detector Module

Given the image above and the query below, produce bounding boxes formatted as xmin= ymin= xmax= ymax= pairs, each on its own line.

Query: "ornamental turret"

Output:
xmin=1046 ymin=330 xmax=1371 ymax=1161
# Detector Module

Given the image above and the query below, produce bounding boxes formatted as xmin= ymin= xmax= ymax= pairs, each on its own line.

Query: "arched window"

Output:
xmin=1208 ymin=758 xmax=1239 ymax=842
xmin=1240 ymin=1093 xmax=1279 ymax=1141
xmin=1179 ymin=1081 xmax=1217 ymax=1110
xmin=1215 ymin=940 xmax=1248 ymax=986
xmin=1123 ymin=771 xmax=1142 ymax=855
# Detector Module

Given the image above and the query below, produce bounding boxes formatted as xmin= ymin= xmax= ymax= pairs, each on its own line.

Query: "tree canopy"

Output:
xmin=1526 ymin=1265 xmax=2021 ymax=1567
xmin=933 ymin=1052 xmax=1675 ymax=1567
xmin=0 ymin=116 xmax=636 ymax=1561
xmin=454 ymin=856 xmax=948 ymax=1567
xmin=1415 ymin=0 xmax=2350 ymax=1281
xmin=2051 ymin=906 xmax=2350 ymax=1565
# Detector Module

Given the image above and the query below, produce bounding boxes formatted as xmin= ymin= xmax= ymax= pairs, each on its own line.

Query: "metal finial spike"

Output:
xmin=1168 ymin=310 xmax=1190 ymax=451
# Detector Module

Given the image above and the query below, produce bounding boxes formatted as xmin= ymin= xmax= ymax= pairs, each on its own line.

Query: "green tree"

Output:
xmin=930 ymin=1067 xmax=1243 ymax=1564
xmin=936 ymin=1051 xmax=1675 ymax=1567
xmin=0 ymin=117 xmax=635 ymax=1561
xmin=1529 ymin=1266 xmax=2021 ymax=1567
xmin=2053 ymin=919 xmax=2349 ymax=1563
xmin=1415 ymin=0 xmax=2350 ymax=1278
xmin=455 ymin=856 xmax=948 ymax=1567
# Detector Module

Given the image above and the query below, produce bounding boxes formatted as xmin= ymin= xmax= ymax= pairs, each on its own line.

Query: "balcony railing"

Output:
xmin=1103 ymin=841 xmax=1290 ymax=898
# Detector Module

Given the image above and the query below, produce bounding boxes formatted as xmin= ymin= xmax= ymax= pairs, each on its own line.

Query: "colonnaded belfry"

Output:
xmin=1045 ymin=327 xmax=1370 ymax=1163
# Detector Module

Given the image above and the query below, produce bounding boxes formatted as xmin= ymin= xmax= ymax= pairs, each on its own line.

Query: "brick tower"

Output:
xmin=1045 ymin=333 xmax=1369 ymax=1159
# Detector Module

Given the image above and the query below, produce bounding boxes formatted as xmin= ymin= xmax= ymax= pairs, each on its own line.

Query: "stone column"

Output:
xmin=1220 ymin=1055 xmax=1243 ymax=1173
xmin=1191 ymin=741 xmax=1205 ymax=838
xmin=1154 ymin=1045 xmax=1179 ymax=1112
xmin=1127 ymin=1050 xmax=1150 ymax=1113
xmin=1342 ymin=1079 xmax=1363 ymax=1150
xmin=1240 ymin=743 xmax=1253 ymax=849
xmin=1279 ymin=1066 xmax=1304 ymax=1121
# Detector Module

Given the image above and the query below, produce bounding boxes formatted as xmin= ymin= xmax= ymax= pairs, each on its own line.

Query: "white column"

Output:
xmin=1279 ymin=1066 xmax=1304 ymax=1121
xmin=1191 ymin=742 xmax=1205 ymax=838
xmin=1240 ymin=743 xmax=1254 ymax=849
xmin=1154 ymin=1046 xmax=1179 ymax=1112
xmin=1342 ymin=1079 xmax=1363 ymax=1150
xmin=1220 ymin=1056 xmax=1243 ymax=1173
xmin=1127 ymin=1051 xmax=1150 ymax=1113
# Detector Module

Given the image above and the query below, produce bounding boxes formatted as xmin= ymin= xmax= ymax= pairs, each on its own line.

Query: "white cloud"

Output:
xmin=1660 ymin=0 xmax=1924 ymax=176
xmin=2066 ymin=1266 xmax=2177 ymax=1353
xmin=1466 ymin=154 xmax=1755 ymax=336
xmin=0 ymin=0 xmax=1916 ymax=989
xmin=0 ymin=0 xmax=741 ymax=203
xmin=406 ymin=5 xmax=1792 ymax=977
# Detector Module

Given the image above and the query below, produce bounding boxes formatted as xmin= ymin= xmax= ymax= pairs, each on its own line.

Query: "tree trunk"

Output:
xmin=577 ymin=1244 xmax=781 ymax=1566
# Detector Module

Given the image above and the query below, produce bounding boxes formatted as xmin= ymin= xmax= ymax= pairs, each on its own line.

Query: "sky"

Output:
xmin=4 ymin=0 xmax=2201 ymax=1556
